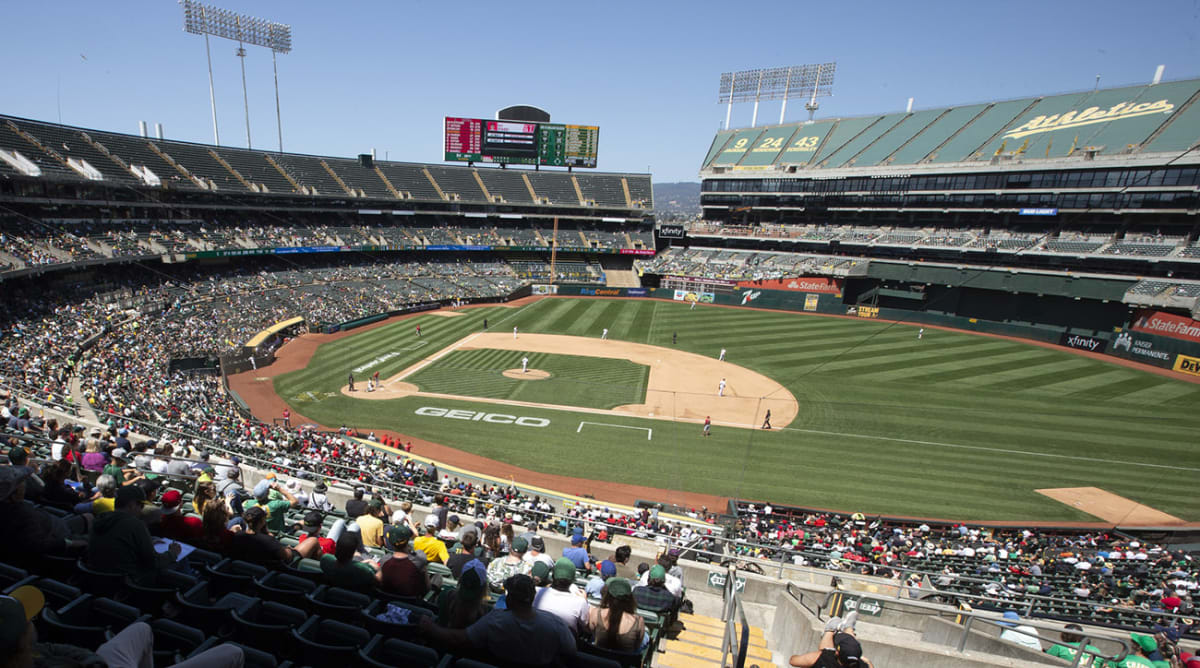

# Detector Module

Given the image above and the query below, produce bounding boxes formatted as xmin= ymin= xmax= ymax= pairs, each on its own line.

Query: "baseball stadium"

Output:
xmin=3 ymin=4 xmax=1200 ymax=668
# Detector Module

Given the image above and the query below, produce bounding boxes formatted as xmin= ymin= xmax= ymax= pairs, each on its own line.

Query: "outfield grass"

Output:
xmin=405 ymin=349 xmax=649 ymax=410
xmin=273 ymin=298 xmax=1200 ymax=521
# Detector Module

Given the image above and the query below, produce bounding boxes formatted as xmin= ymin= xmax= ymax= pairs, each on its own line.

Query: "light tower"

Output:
xmin=718 ymin=62 xmax=837 ymax=129
xmin=181 ymin=1 xmax=292 ymax=151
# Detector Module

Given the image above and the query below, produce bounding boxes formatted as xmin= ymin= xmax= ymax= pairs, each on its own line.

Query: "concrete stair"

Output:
xmin=655 ymin=612 xmax=776 ymax=668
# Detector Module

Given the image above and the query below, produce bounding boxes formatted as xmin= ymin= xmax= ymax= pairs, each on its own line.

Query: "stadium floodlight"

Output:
xmin=181 ymin=0 xmax=292 ymax=151
xmin=717 ymin=62 xmax=836 ymax=128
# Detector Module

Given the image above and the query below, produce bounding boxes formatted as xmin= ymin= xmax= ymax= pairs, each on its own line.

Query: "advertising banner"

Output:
xmin=531 ymin=285 xmax=559 ymax=295
xmin=737 ymin=277 xmax=844 ymax=295
xmin=804 ymin=294 xmax=819 ymax=312
xmin=673 ymin=289 xmax=714 ymax=303
xmin=1058 ymin=332 xmax=1106 ymax=353
xmin=1173 ymin=354 xmax=1200 ymax=376
xmin=1131 ymin=309 xmax=1200 ymax=344
xmin=1109 ymin=331 xmax=1175 ymax=368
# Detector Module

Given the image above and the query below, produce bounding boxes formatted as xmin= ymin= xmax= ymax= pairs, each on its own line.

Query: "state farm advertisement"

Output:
xmin=1131 ymin=309 xmax=1200 ymax=344
xmin=737 ymin=277 xmax=843 ymax=295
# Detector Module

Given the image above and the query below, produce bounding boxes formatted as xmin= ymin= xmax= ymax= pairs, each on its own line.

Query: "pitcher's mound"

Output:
xmin=503 ymin=368 xmax=551 ymax=380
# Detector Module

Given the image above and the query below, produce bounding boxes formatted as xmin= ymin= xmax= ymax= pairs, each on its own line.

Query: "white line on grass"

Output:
xmin=578 ymin=421 xmax=652 ymax=440
xmin=776 ymin=425 xmax=1200 ymax=473
xmin=390 ymin=300 xmax=541 ymax=383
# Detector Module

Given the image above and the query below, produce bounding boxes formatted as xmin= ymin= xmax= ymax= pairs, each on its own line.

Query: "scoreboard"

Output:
xmin=444 ymin=117 xmax=599 ymax=168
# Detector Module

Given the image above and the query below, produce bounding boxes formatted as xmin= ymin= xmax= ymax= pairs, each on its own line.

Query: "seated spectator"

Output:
xmin=586 ymin=560 xmax=618 ymax=598
xmin=192 ymin=480 xmax=217 ymax=515
xmin=155 ymin=489 xmax=203 ymax=543
xmin=590 ymin=577 xmax=646 ymax=651
xmin=487 ymin=536 xmax=531 ymax=592
xmin=74 ymin=474 xmax=118 ymax=515
xmin=638 ymin=555 xmax=684 ymax=599
xmin=524 ymin=536 xmax=555 ymax=570
xmin=613 ymin=545 xmax=637 ymax=579
xmin=420 ymin=574 xmax=576 ymax=665
xmin=1045 ymin=624 xmax=1103 ymax=667
xmin=1 ymin=585 xmax=245 ymax=668
xmin=998 ymin=611 xmax=1042 ymax=651
xmin=436 ymin=559 xmax=489 ymax=629
xmin=307 ymin=481 xmax=333 ymax=512
xmin=242 ymin=479 xmax=299 ymax=534
xmin=633 ymin=566 xmax=679 ymax=615
xmin=446 ymin=531 xmax=481 ymax=578
xmin=37 ymin=460 xmax=83 ymax=510
xmin=345 ymin=487 xmax=368 ymax=518
xmin=531 ymin=561 xmax=551 ymax=588
xmin=562 ymin=532 xmax=591 ymax=570
xmin=438 ymin=514 xmax=463 ymax=543
xmin=199 ymin=501 xmax=238 ymax=553
xmin=296 ymin=510 xmax=337 ymax=556
xmin=414 ymin=516 xmax=450 ymax=564
xmin=789 ymin=615 xmax=871 ymax=668
xmin=230 ymin=506 xmax=317 ymax=566
xmin=0 ymin=466 xmax=82 ymax=564
xmin=534 ymin=558 xmax=591 ymax=636
xmin=88 ymin=486 xmax=181 ymax=585
xmin=355 ymin=497 xmax=387 ymax=548
xmin=215 ymin=467 xmax=246 ymax=512
xmin=378 ymin=526 xmax=428 ymax=598
xmin=321 ymin=533 xmax=379 ymax=593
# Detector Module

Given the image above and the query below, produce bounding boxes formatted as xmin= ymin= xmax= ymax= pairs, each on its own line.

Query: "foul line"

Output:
xmin=776 ymin=425 xmax=1200 ymax=473
xmin=390 ymin=300 xmax=540 ymax=384
xmin=578 ymin=421 xmax=653 ymax=440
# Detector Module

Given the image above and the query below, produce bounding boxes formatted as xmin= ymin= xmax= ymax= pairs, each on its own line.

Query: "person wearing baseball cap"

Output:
xmin=585 ymin=560 xmax=619 ymax=598
xmin=790 ymin=613 xmax=872 ymax=667
xmin=155 ymin=488 xmax=202 ymax=543
xmin=633 ymin=565 xmax=679 ymax=615
xmin=355 ymin=497 xmax=387 ymax=549
xmin=590 ymin=577 xmax=645 ymax=651
xmin=532 ymin=558 xmax=591 ymax=635
xmin=419 ymin=573 xmax=576 ymax=665
xmin=379 ymin=525 xmax=428 ymax=598
xmin=436 ymin=558 xmax=489 ymax=630
xmin=414 ymin=515 xmax=450 ymax=565
xmin=562 ymin=532 xmax=591 ymax=570
xmin=486 ymin=536 xmax=532 ymax=592
xmin=88 ymin=485 xmax=181 ymax=585
xmin=296 ymin=510 xmax=336 ymax=555
xmin=242 ymin=477 xmax=299 ymax=535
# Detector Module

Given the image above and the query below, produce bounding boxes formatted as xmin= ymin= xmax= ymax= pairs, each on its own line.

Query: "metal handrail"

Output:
xmin=720 ymin=564 xmax=749 ymax=668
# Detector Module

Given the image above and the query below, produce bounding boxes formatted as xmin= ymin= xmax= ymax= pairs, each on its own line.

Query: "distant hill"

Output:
xmin=652 ymin=182 xmax=700 ymax=219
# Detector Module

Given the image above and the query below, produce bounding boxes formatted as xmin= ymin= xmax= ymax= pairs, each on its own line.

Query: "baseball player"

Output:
xmin=522 ymin=356 xmax=529 ymax=373
xmin=719 ymin=348 xmax=726 ymax=361
xmin=483 ymin=318 xmax=488 ymax=330
xmin=718 ymin=378 xmax=726 ymax=397
xmin=762 ymin=410 xmax=771 ymax=430
xmin=672 ymin=332 xmax=677 ymax=345
xmin=690 ymin=299 xmax=697 ymax=310
xmin=703 ymin=416 xmax=711 ymax=437
xmin=918 ymin=328 xmax=924 ymax=340
xmin=347 ymin=372 xmax=355 ymax=392
xmin=601 ymin=328 xmax=608 ymax=340
xmin=416 ymin=324 xmax=421 ymax=337
xmin=282 ymin=408 xmax=290 ymax=429
xmin=513 ymin=326 xmax=519 ymax=339
xmin=373 ymin=370 xmax=380 ymax=388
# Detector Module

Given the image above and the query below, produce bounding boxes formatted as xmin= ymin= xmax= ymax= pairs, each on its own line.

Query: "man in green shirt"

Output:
xmin=320 ymin=533 xmax=378 ymax=592
xmin=1045 ymin=624 xmax=1104 ymax=668
xmin=1108 ymin=633 xmax=1159 ymax=667
xmin=243 ymin=479 xmax=299 ymax=534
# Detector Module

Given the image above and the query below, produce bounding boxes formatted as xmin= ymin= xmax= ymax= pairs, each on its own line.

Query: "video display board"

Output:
xmin=445 ymin=117 xmax=598 ymax=167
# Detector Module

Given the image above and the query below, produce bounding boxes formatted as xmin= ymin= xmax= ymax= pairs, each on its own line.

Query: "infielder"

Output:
xmin=513 ymin=326 xmax=519 ymax=339
xmin=690 ymin=299 xmax=697 ymax=310
xmin=522 ymin=356 xmax=529 ymax=373
xmin=601 ymin=328 xmax=608 ymax=340
xmin=718 ymin=378 xmax=726 ymax=396
xmin=703 ymin=416 xmax=711 ymax=437
xmin=719 ymin=348 xmax=726 ymax=361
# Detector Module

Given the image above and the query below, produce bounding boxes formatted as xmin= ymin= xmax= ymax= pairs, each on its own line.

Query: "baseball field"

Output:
xmin=268 ymin=297 xmax=1200 ymax=523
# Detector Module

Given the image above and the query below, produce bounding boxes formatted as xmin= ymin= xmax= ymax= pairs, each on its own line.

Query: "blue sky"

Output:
xmin=2 ymin=0 xmax=1198 ymax=182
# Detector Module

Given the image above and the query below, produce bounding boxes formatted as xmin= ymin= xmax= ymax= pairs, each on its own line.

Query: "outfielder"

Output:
xmin=513 ymin=326 xmax=519 ymax=339
xmin=601 ymin=328 xmax=608 ymax=340
xmin=918 ymin=328 xmax=924 ymax=340
xmin=719 ymin=348 xmax=726 ymax=361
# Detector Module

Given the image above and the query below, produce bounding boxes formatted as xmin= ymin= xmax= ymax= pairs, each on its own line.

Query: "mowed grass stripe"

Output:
xmin=405 ymin=349 xmax=649 ymax=410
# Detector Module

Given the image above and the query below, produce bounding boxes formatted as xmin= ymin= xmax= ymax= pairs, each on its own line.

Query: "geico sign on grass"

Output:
xmin=415 ymin=406 xmax=549 ymax=427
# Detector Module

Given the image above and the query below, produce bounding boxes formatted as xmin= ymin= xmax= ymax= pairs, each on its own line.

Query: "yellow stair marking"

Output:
xmin=666 ymin=639 xmax=773 ymax=662
xmin=677 ymin=628 xmax=769 ymax=651
xmin=678 ymin=613 xmax=765 ymax=639
xmin=656 ymin=653 xmax=721 ymax=668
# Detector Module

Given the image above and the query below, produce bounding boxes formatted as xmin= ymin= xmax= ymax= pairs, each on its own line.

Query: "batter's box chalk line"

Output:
xmin=577 ymin=421 xmax=652 ymax=441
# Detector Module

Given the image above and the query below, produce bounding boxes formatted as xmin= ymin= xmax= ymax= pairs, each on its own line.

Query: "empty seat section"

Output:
xmin=526 ymin=172 xmax=579 ymax=204
xmin=0 ymin=123 xmax=81 ymax=180
xmin=90 ymin=131 xmax=199 ymax=189
xmin=818 ymin=113 xmax=908 ymax=168
xmin=886 ymin=104 xmax=989 ymax=165
xmin=13 ymin=119 xmax=138 ymax=184
xmin=153 ymin=140 xmax=250 ymax=191
xmin=426 ymin=166 xmax=486 ymax=202
xmin=376 ymin=163 xmax=442 ymax=200
xmin=273 ymin=154 xmax=347 ymax=195
xmin=626 ymin=175 xmax=652 ymax=206
xmin=850 ymin=109 xmax=945 ymax=167
xmin=215 ymin=148 xmax=297 ymax=193
xmin=323 ymin=158 xmax=395 ymax=199
xmin=476 ymin=168 xmax=533 ymax=203
xmin=576 ymin=174 xmax=626 ymax=207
